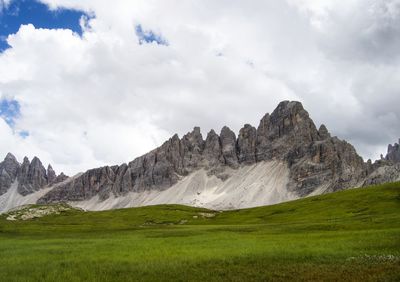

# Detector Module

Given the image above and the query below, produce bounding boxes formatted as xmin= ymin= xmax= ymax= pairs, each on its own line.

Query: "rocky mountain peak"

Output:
xmin=220 ymin=126 xmax=239 ymax=168
xmin=183 ymin=127 xmax=204 ymax=145
xmin=0 ymin=153 xmax=21 ymax=195
xmin=31 ymin=156 xmax=41 ymax=165
xmin=18 ymin=156 xmax=48 ymax=195
xmin=203 ymin=129 xmax=224 ymax=168
xmin=318 ymin=124 xmax=331 ymax=139
xmin=2 ymin=153 xmax=20 ymax=178
xmin=386 ymin=139 xmax=400 ymax=163
xmin=237 ymin=124 xmax=257 ymax=164
xmin=47 ymin=164 xmax=56 ymax=184
xmin=5 ymin=152 xmax=17 ymax=161
xmin=0 ymin=154 xmax=68 ymax=197
xmin=269 ymin=100 xmax=318 ymax=141
xmin=22 ymin=156 xmax=30 ymax=165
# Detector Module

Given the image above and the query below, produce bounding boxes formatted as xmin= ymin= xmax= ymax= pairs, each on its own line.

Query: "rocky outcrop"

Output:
xmin=220 ymin=126 xmax=239 ymax=168
xmin=359 ymin=139 xmax=400 ymax=186
xmin=54 ymin=172 xmax=68 ymax=184
xmin=251 ymin=101 xmax=365 ymax=195
xmin=0 ymin=154 xmax=67 ymax=196
xmin=18 ymin=157 xmax=48 ymax=196
xmin=0 ymin=153 xmax=20 ymax=195
xmin=386 ymin=139 xmax=400 ymax=163
xmin=203 ymin=129 xmax=224 ymax=169
xmin=47 ymin=165 xmax=56 ymax=185
xmin=38 ymin=100 xmax=391 ymax=206
xmin=362 ymin=161 xmax=400 ymax=186
xmin=255 ymin=101 xmax=319 ymax=162
xmin=237 ymin=124 xmax=257 ymax=164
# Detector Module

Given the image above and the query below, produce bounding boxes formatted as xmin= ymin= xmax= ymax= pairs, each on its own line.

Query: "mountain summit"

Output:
xmin=1 ymin=101 xmax=399 ymax=212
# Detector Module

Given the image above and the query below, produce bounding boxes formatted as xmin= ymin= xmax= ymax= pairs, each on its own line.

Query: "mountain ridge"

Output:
xmin=0 ymin=153 xmax=67 ymax=197
xmin=1 ymin=100 xmax=399 ymax=212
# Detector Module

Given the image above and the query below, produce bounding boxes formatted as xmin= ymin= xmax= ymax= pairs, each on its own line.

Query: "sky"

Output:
xmin=0 ymin=0 xmax=399 ymax=175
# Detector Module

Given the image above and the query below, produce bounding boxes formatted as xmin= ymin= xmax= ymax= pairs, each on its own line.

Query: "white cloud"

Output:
xmin=0 ymin=0 xmax=11 ymax=9
xmin=0 ymin=0 xmax=399 ymax=174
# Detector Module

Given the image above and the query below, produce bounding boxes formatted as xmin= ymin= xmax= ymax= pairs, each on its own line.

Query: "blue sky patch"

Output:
xmin=135 ymin=24 xmax=168 ymax=46
xmin=0 ymin=98 xmax=21 ymax=127
xmin=0 ymin=0 xmax=89 ymax=52
xmin=19 ymin=130 xmax=29 ymax=138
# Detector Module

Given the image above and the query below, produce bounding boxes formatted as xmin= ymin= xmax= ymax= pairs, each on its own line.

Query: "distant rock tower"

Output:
xmin=386 ymin=139 xmax=400 ymax=163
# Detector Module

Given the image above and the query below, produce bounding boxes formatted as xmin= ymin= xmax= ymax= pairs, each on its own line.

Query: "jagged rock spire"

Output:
xmin=203 ymin=129 xmax=224 ymax=167
xmin=386 ymin=139 xmax=400 ymax=163
xmin=47 ymin=164 xmax=56 ymax=184
xmin=2 ymin=153 xmax=20 ymax=179
xmin=18 ymin=156 xmax=48 ymax=195
xmin=237 ymin=124 xmax=257 ymax=164
xmin=0 ymin=153 xmax=21 ymax=195
xmin=318 ymin=124 xmax=331 ymax=139
xmin=0 ymin=153 xmax=68 ymax=197
xmin=220 ymin=126 xmax=239 ymax=168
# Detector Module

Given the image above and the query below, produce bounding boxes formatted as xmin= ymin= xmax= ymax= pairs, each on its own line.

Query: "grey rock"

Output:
xmin=0 ymin=153 xmax=20 ymax=195
xmin=237 ymin=124 xmax=257 ymax=164
xmin=3 ymin=153 xmax=20 ymax=179
xmin=386 ymin=139 xmax=400 ymax=163
xmin=47 ymin=165 xmax=56 ymax=185
xmin=288 ymin=137 xmax=365 ymax=196
xmin=54 ymin=172 xmax=68 ymax=184
xmin=255 ymin=113 xmax=271 ymax=161
xmin=0 ymin=154 xmax=68 ymax=196
xmin=318 ymin=124 xmax=331 ymax=139
xmin=362 ymin=163 xmax=400 ymax=186
xmin=40 ymin=166 xmax=115 ymax=202
xmin=18 ymin=157 xmax=48 ymax=196
xmin=253 ymin=101 xmax=365 ymax=196
xmin=362 ymin=139 xmax=400 ymax=185
xmin=203 ymin=129 xmax=224 ymax=168
xmin=37 ymin=100 xmax=400 ymax=205
xmin=181 ymin=127 xmax=205 ymax=172
xmin=255 ymin=101 xmax=319 ymax=162
xmin=220 ymin=126 xmax=239 ymax=168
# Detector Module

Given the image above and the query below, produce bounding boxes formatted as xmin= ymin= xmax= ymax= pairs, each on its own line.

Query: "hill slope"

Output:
xmin=0 ymin=182 xmax=399 ymax=281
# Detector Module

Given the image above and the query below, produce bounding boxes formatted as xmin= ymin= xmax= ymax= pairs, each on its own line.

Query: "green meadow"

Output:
xmin=1 ymin=182 xmax=399 ymax=281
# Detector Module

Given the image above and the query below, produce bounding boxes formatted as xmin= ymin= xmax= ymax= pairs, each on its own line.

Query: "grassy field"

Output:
xmin=0 ymin=182 xmax=399 ymax=281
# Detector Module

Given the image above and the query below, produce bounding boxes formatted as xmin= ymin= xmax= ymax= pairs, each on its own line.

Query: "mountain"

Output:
xmin=0 ymin=155 xmax=67 ymax=211
xmin=0 ymin=101 xmax=399 ymax=212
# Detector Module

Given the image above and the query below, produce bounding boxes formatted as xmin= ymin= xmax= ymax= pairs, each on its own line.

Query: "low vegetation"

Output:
xmin=1 ymin=182 xmax=399 ymax=281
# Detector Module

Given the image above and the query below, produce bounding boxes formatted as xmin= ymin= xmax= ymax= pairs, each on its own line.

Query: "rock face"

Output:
xmin=18 ymin=157 xmax=49 ymax=195
xmin=360 ymin=139 xmax=400 ymax=186
xmin=386 ymin=139 xmax=400 ymax=163
xmin=237 ymin=124 xmax=257 ymax=164
xmin=47 ymin=165 xmax=56 ymax=185
xmin=38 ymin=100 xmax=387 ymax=206
xmin=203 ymin=129 xmax=224 ymax=169
xmin=220 ymin=126 xmax=239 ymax=168
xmin=0 ymin=153 xmax=20 ymax=195
xmin=0 ymin=154 xmax=67 ymax=196
xmin=362 ymin=161 xmax=400 ymax=186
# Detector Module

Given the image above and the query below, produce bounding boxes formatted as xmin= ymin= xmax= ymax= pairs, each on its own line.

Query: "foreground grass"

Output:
xmin=0 ymin=182 xmax=399 ymax=281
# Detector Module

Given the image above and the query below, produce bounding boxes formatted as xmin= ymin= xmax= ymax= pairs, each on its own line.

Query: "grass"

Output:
xmin=0 ymin=182 xmax=399 ymax=281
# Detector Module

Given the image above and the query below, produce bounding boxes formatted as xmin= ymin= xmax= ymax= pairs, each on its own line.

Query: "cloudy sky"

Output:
xmin=0 ymin=0 xmax=399 ymax=175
